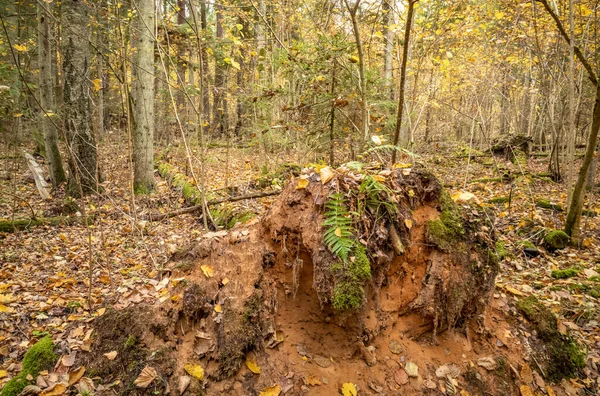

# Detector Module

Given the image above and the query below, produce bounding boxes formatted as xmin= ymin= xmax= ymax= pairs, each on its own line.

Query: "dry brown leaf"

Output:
xmin=103 ymin=351 xmax=118 ymax=360
xmin=303 ymin=374 xmax=321 ymax=386
xmin=61 ymin=352 xmax=76 ymax=367
xmin=320 ymin=166 xmax=335 ymax=184
xmin=477 ymin=357 xmax=497 ymax=371
xmin=519 ymin=385 xmax=534 ymax=396
xmin=40 ymin=383 xmax=67 ymax=396
xmin=68 ymin=366 xmax=85 ymax=386
xmin=178 ymin=376 xmax=191 ymax=394
xmin=394 ymin=368 xmax=409 ymax=385
xmin=76 ymin=377 xmax=95 ymax=393
xmin=520 ymin=363 xmax=533 ymax=384
xmin=133 ymin=366 xmax=158 ymax=388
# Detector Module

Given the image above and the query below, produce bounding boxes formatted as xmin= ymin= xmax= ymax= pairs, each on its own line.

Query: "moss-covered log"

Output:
xmin=0 ymin=216 xmax=93 ymax=233
xmin=0 ymin=337 xmax=57 ymax=396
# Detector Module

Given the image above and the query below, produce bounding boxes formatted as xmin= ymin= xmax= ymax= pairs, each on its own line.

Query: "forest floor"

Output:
xmin=1 ymin=134 xmax=600 ymax=395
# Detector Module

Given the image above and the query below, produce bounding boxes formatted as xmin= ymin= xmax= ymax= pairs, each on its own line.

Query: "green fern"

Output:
xmin=359 ymin=175 xmax=398 ymax=216
xmin=323 ymin=193 xmax=355 ymax=261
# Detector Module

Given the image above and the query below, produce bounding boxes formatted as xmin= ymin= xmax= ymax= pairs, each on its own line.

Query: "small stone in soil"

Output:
xmin=389 ymin=339 xmax=404 ymax=355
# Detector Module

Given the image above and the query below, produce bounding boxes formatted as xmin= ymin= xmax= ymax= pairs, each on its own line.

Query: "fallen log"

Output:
xmin=144 ymin=190 xmax=282 ymax=221
xmin=0 ymin=215 xmax=93 ymax=233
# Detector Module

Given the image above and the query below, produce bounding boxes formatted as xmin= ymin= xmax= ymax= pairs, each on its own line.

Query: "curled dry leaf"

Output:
xmin=133 ymin=366 xmax=158 ymax=388
xmin=303 ymin=375 xmax=321 ymax=386
xmin=319 ymin=166 xmax=335 ymax=184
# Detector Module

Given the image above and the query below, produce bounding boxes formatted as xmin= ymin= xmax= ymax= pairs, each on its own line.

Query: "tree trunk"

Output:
xmin=213 ymin=4 xmax=228 ymax=136
xmin=391 ymin=0 xmax=418 ymax=163
xmin=565 ymin=86 xmax=600 ymax=243
xmin=382 ymin=0 xmax=394 ymax=100
xmin=344 ymin=0 xmax=369 ymax=147
xmin=62 ymin=0 xmax=98 ymax=196
xmin=200 ymin=2 xmax=211 ymax=126
xmin=38 ymin=2 xmax=66 ymax=187
xmin=131 ymin=0 xmax=156 ymax=194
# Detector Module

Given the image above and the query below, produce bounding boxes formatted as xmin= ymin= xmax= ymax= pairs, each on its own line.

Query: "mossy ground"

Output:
xmin=494 ymin=241 xmax=509 ymax=261
xmin=517 ymin=296 xmax=585 ymax=382
xmin=426 ymin=191 xmax=465 ymax=252
xmin=216 ymin=293 xmax=263 ymax=379
xmin=536 ymin=199 xmax=563 ymax=212
xmin=0 ymin=337 xmax=57 ymax=396
xmin=551 ymin=268 xmax=579 ymax=279
xmin=330 ymin=244 xmax=371 ymax=311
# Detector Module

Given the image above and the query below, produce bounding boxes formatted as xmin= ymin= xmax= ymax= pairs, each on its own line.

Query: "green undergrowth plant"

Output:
xmin=323 ymin=192 xmax=355 ymax=262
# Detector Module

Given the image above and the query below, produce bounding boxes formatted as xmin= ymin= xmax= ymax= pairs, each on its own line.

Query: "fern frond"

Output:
xmin=322 ymin=192 xmax=355 ymax=261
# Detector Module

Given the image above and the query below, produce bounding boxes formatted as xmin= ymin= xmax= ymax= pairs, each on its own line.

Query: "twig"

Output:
xmin=144 ymin=190 xmax=282 ymax=221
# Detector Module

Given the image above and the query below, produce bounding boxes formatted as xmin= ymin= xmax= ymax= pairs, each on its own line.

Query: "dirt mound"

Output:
xmin=71 ymin=165 xmax=581 ymax=395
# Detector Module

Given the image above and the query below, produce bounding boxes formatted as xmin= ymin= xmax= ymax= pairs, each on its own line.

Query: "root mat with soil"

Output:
xmin=63 ymin=165 xmax=584 ymax=395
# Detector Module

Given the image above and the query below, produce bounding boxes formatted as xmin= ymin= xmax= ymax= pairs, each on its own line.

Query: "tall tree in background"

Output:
xmin=534 ymin=0 xmax=600 ymax=245
xmin=382 ymin=0 xmax=394 ymax=100
xmin=131 ymin=0 xmax=156 ymax=194
xmin=37 ymin=1 xmax=66 ymax=187
xmin=213 ymin=3 xmax=228 ymax=136
xmin=62 ymin=0 xmax=98 ymax=196
xmin=391 ymin=0 xmax=418 ymax=163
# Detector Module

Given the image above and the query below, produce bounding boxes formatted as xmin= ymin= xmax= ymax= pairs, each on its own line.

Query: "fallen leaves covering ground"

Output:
xmin=1 ymin=136 xmax=599 ymax=394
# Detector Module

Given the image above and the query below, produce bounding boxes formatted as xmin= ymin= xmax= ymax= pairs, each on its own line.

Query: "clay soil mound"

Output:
xmin=75 ymin=166 xmax=540 ymax=395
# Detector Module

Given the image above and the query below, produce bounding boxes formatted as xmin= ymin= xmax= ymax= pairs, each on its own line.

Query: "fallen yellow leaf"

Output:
xmin=0 ymin=370 xmax=6 ymax=379
xmin=505 ymin=286 xmax=524 ymax=296
xmin=201 ymin=265 xmax=214 ymax=278
xmin=214 ymin=304 xmax=223 ymax=313
xmin=296 ymin=178 xmax=309 ymax=189
xmin=0 ymin=304 xmax=13 ymax=313
xmin=372 ymin=174 xmax=386 ymax=182
xmin=260 ymin=384 xmax=282 ymax=396
xmin=341 ymin=382 xmax=357 ymax=396
xmin=0 ymin=294 xmax=12 ymax=304
xmin=184 ymin=363 xmax=204 ymax=381
xmin=519 ymin=385 xmax=534 ymax=396
xmin=245 ymin=355 xmax=260 ymax=374
xmin=404 ymin=219 xmax=413 ymax=229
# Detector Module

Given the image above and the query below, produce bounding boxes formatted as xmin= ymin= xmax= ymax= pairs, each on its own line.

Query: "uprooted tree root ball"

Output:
xmin=71 ymin=165 xmax=581 ymax=395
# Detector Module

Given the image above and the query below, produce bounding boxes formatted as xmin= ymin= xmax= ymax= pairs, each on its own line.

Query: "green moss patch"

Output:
xmin=516 ymin=296 xmax=585 ymax=382
xmin=494 ymin=241 xmax=509 ymax=261
xmin=0 ymin=337 xmax=57 ymax=396
xmin=544 ymin=230 xmax=570 ymax=250
xmin=216 ymin=293 xmax=263 ymax=379
xmin=489 ymin=196 xmax=510 ymax=204
xmin=426 ymin=191 xmax=465 ymax=252
xmin=536 ymin=199 xmax=563 ymax=212
xmin=551 ymin=268 xmax=579 ymax=279
xmin=332 ymin=280 xmax=364 ymax=311
xmin=517 ymin=240 xmax=535 ymax=250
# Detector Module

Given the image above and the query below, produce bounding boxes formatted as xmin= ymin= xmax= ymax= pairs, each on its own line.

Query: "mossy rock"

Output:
xmin=544 ymin=230 xmax=570 ymax=250
xmin=551 ymin=268 xmax=579 ymax=279
xmin=516 ymin=296 xmax=585 ymax=382
xmin=0 ymin=337 xmax=57 ymax=396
